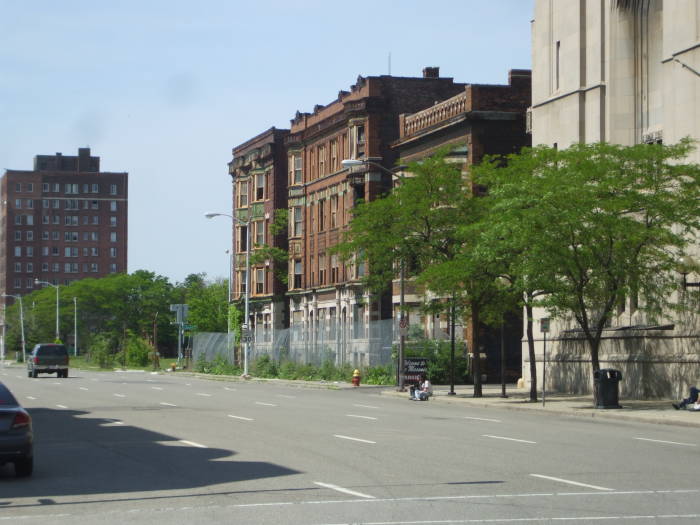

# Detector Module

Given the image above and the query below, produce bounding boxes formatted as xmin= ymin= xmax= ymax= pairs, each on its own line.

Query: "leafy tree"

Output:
xmin=178 ymin=273 xmax=229 ymax=332
xmin=477 ymin=140 xmax=700 ymax=373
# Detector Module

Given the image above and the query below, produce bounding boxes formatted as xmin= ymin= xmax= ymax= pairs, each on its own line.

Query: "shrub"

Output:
xmin=125 ymin=336 xmax=151 ymax=367
xmin=89 ymin=335 xmax=115 ymax=369
xmin=363 ymin=364 xmax=394 ymax=385
xmin=210 ymin=355 xmax=241 ymax=375
xmin=251 ymin=355 xmax=278 ymax=378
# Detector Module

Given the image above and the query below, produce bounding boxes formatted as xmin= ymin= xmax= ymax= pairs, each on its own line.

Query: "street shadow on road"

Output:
xmin=0 ymin=407 xmax=299 ymax=500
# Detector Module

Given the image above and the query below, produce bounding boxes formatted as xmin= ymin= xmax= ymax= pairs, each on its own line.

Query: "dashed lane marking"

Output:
xmin=346 ymin=414 xmax=378 ymax=420
xmin=313 ymin=481 xmax=375 ymax=499
xmin=179 ymin=440 xmax=207 ymax=448
xmin=255 ymin=402 xmax=277 ymax=407
xmin=635 ymin=437 xmax=697 ymax=447
xmin=56 ymin=404 xmax=68 ymax=409
xmin=114 ymin=393 xmax=126 ymax=398
xmin=160 ymin=402 xmax=177 ymax=407
xmin=530 ymin=474 xmax=614 ymax=492
xmin=277 ymin=394 xmax=296 ymax=399
xmin=26 ymin=396 xmax=36 ymax=400
xmin=228 ymin=414 xmax=254 ymax=421
xmin=79 ymin=387 xmax=89 ymax=391
xmin=152 ymin=387 xmax=163 ymax=390
xmin=483 ymin=434 xmax=536 ymax=444
xmin=464 ymin=416 xmax=501 ymax=423
xmin=196 ymin=393 xmax=212 ymax=397
xmin=353 ymin=404 xmax=380 ymax=409
xmin=224 ymin=387 xmax=236 ymax=391
xmin=333 ymin=434 xmax=376 ymax=444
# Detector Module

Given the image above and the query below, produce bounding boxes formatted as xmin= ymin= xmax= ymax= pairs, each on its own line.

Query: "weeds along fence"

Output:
xmin=193 ymin=317 xmax=466 ymax=374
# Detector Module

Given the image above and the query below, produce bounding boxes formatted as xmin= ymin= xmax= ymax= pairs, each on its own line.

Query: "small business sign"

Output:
xmin=402 ymin=357 xmax=428 ymax=384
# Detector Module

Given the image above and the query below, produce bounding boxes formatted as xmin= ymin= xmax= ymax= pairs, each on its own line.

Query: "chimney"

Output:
xmin=422 ymin=66 xmax=440 ymax=79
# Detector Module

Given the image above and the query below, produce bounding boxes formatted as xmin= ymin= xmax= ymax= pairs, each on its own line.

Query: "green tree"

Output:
xmin=178 ymin=273 xmax=229 ymax=332
xmin=477 ymin=140 xmax=700 ymax=373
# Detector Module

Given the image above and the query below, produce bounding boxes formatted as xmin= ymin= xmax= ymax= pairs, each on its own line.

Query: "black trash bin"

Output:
xmin=593 ymin=368 xmax=622 ymax=409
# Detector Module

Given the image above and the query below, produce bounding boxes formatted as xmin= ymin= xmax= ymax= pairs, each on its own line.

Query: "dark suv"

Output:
xmin=27 ymin=344 xmax=69 ymax=378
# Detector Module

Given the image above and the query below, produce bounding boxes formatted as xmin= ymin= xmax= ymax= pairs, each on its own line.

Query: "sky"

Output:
xmin=0 ymin=0 xmax=533 ymax=285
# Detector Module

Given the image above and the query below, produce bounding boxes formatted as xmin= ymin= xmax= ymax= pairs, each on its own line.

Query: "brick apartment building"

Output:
xmin=392 ymin=69 xmax=532 ymax=381
xmin=285 ymin=67 xmax=469 ymax=367
xmin=229 ymin=127 xmax=289 ymax=349
xmin=0 ymin=148 xmax=128 ymax=310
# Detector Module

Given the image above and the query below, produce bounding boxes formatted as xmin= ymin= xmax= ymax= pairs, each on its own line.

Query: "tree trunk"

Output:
xmin=472 ymin=306 xmax=482 ymax=398
xmin=525 ymin=302 xmax=538 ymax=402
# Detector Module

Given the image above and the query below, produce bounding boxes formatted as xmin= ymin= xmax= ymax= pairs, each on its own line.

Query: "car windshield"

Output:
xmin=0 ymin=383 xmax=18 ymax=406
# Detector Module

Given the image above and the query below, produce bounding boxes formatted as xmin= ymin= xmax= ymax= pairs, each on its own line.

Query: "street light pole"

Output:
xmin=341 ymin=158 xmax=408 ymax=390
xmin=2 ymin=294 xmax=25 ymax=363
xmin=34 ymin=279 xmax=59 ymax=341
xmin=205 ymin=212 xmax=251 ymax=376
xmin=73 ymin=297 xmax=78 ymax=356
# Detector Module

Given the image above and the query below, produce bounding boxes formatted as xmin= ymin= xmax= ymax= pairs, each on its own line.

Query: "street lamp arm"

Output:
xmin=341 ymin=158 xmax=405 ymax=178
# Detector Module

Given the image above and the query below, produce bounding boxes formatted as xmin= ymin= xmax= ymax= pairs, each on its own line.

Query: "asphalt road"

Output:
xmin=1 ymin=365 xmax=699 ymax=524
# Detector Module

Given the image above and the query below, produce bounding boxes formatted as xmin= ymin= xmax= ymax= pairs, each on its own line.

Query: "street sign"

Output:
xmin=241 ymin=328 xmax=253 ymax=343
xmin=540 ymin=317 xmax=550 ymax=333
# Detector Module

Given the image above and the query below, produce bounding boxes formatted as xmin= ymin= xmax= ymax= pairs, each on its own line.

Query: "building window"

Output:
xmin=290 ymin=154 xmax=303 ymax=185
xmin=91 ymin=247 xmax=98 ymax=256
xmin=14 ymin=231 xmax=21 ymax=241
xmin=331 ymin=139 xmax=338 ymax=172
xmin=15 ymin=183 xmax=21 ymax=192
xmin=331 ymin=254 xmax=339 ymax=283
xmin=237 ymin=226 xmax=248 ymax=252
xmin=42 ymin=199 xmax=49 ymax=208
xmin=52 ymin=263 xmax=59 ymax=272
xmin=352 ymin=124 xmax=366 ymax=158
xmin=255 ymin=268 xmax=264 ymax=294
xmin=41 ymin=231 xmax=49 ymax=241
xmin=26 ymin=215 xmax=33 ymax=226
xmin=318 ymin=254 xmax=326 ymax=285
xmin=15 ymin=199 xmax=22 ymax=209
xmin=255 ymin=173 xmax=265 ymax=201
xmin=238 ymin=182 xmax=248 ymax=207
xmin=293 ymin=260 xmax=302 ymax=289
xmin=25 ymin=279 xmax=33 ymax=289
xmin=42 ymin=246 xmax=49 ymax=256
xmin=255 ymin=220 xmax=265 ymax=246
xmin=26 ymin=262 xmax=33 ymax=273
xmin=110 ymin=247 xmax=117 ymax=258
xmin=26 ymin=246 xmax=33 ymax=257
xmin=42 ymin=215 xmax=49 ymax=224
xmin=52 ymin=199 xmax=59 ymax=209
xmin=93 ymin=183 xmax=100 ymax=193
xmin=91 ymin=200 xmax=99 ymax=210
xmin=109 ymin=184 xmax=117 ymax=195
xmin=26 ymin=231 xmax=33 ymax=241
xmin=42 ymin=263 xmax=49 ymax=272
xmin=14 ymin=215 xmax=22 ymax=225
xmin=555 ymin=40 xmax=561 ymax=91
xmin=14 ymin=262 xmax=21 ymax=272
xmin=65 ymin=247 xmax=78 ymax=257
xmin=110 ymin=232 xmax=117 ymax=242
xmin=13 ymin=278 xmax=21 ymax=289
xmin=52 ymin=183 xmax=59 ymax=192
xmin=42 ymin=183 xmax=49 ymax=192
xmin=65 ymin=183 xmax=78 ymax=194
xmin=318 ymin=199 xmax=326 ymax=231
xmin=82 ymin=184 xmax=89 ymax=193
xmin=52 ymin=247 xmax=59 ymax=256
xmin=318 ymin=145 xmax=326 ymax=176
xmin=65 ymin=216 xmax=78 ymax=226
xmin=330 ymin=195 xmax=338 ymax=228
xmin=52 ymin=215 xmax=60 ymax=224
xmin=51 ymin=231 xmax=59 ymax=240
xmin=110 ymin=216 xmax=117 ymax=226
xmin=14 ymin=247 xmax=21 ymax=257
xmin=27 ymin=183 xmax=33 ymax=192
xmin=92 ymin=216 xmax=99 ymax=225
xmin=291 ymin=207 xmax=303 ymax=237
xmin=91 ymin=263 xmax=99 ymax=272
xmin=27 ymin=199 xmax=33 ymax=209
xmin=110 ymin=200 xmax=117 ymax=212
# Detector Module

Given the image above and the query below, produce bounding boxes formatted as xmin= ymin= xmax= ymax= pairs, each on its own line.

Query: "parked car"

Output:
xmin=27 ymin=343 xmax=69 ymax=378
xmin=0 ymin=381 xmax=33 ymax=477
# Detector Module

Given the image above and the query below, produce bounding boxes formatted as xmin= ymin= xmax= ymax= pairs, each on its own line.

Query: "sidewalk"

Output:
xmin=380 ymin=384 xmax=700 ymax=429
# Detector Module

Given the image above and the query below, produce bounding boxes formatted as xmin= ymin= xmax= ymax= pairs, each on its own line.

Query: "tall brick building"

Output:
xmin=285 ymin=68 xmax=468 ymax=367
xmin=229 ymin=128 xmax=289 ymax=348
xmin=392 ymin=69 xmax=532 ymax=381
xmin=0 ymin=148 xmax=128 ymax=308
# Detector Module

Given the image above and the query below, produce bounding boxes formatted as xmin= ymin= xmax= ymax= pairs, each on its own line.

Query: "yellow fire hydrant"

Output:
xmin=352 ymin=369 xmax=361 ymax=387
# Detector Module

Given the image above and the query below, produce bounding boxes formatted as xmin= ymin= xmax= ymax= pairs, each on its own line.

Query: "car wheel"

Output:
xmin=62 ymin=370 xmax=68 ymax=378
xmin=27 ymin=370 xmax=32 ymax=378
xmin=14 ymin=457 xmax=33 ymax=477
xmin=31 ymin=370 xmax=38 ymax=378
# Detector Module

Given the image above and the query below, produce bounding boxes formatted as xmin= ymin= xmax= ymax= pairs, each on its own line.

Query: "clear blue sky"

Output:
xmin=0 ymin=0 xmax=533 ymax=284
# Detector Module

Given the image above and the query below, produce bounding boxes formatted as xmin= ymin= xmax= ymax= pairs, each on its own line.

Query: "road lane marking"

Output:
xmin=464 ymin=416 xmax=501 ymax=423
xmin=151 ymin=386 xmax=163 ymax=390
xmin=255 ymin=402 xmax=277 ymax=407
xmin=224 ymin=387 xmax=236 ymax=391
xmin=196 ymin=393 xmax=212 ymax=397
xmin=228 ymin=414 xmax=254 ymax=421
xmin=277 ymin=394 xmax=296 ymax=399
xmin=483 ymin=434 xmax=536 ymax=444
xmin=26 ymin=396 xmax=36 ymax=400
xmin=313 ymin=481 xmax=375 ymax=499
xmin=114 ymin=393 xmax=126 ymax=398
xmin=79 ymin=387 xmax=89 ymax=391
xmin=346 ymin=414 xmax=378 ymax=420
xmin=530 ymin=474 xmax=614 ymax=491
xmin=635 ymin=437 xmax=697 ymax=447
xmin=179 ymin=440 xmax=207 ymax=448
xmin=56 ymin=404 xmax=68 ymax=409
xmin=52 ymin=382 xmax=61 ymax=385
xmin=353 ymin=404 xmax=379 ymax=409
xmin=160 ymin=402 xmax=177 ymax=407
xmin=333 ymin=434 xmax=376 ymax=444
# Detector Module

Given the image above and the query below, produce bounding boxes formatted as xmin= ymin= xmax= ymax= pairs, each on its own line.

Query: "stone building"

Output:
xmin=528 ymin=0 xmax=700 ymax=397
xmin=392 ymin=69 xmax=532 ymax=382
xmin=0 ymin=147 xmax=128 ymax=319
xmin=285 ymin=68 xmax=468 ymax=367
xmin=229 ymin=127 xmax=290 ymax=350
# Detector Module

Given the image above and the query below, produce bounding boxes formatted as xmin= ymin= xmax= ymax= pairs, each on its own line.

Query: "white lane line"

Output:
xmin=353 ymin=404 xmax=379 ymax=409
xmin=255 ymin=402 xmax=277 ymax=407
xmin=314 ymin=481 xmax=375 ymax=499
xmin=464 ymin=416 xmax=501 ymax=423
xmin=346 ymin=414 xmax=378 ymax=421
xmin=635 ymin=437 xmax=697 ymax=447
xmin=26 ymin=396 xmax=36 ymax=400
xmin=151 ymin=387 xmax=163 ymax=391
xmin=79 ymin=387 xmax=89 ymax=391
xmin=530 ymin=474 xmax=614 ymax=492
xmin=483 ymin=434 xmax=536 ymax=444
xmin=52 ymin=382 xmax=61 ymax=385
xmin=56 ymin=404 xmax=68 ymax=409
xmin=114 ymin=393 xmax=126 ymax=398
xmin=277 ymin=394 xmax=296 ymax=399
xmin=185 ymin=383 xmax=192 ymax=386
xmin=224 ymin=387 xmax=236 ymax=391
xmin=160 ymin=402 xmax=177 ymax=407
xmin=196 ymin=393 xmax=212 ymax=397
xmin=333 ymin=434 xmax=376 ymax=444
xmin=179 ymin=440 xmax=207 ymax=448
xmin=228 ymin=414 xmax=254 ymax=421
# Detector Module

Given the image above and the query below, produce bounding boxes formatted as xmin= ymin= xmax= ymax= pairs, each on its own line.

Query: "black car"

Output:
xmin=27 ymin=343 xmax=69 ymax=378
xmin=0 ymin=382 xmax=33 ymax=477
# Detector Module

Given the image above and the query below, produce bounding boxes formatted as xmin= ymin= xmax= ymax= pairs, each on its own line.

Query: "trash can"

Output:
xmin=593 ymin=368 xmax=622 ymax=409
